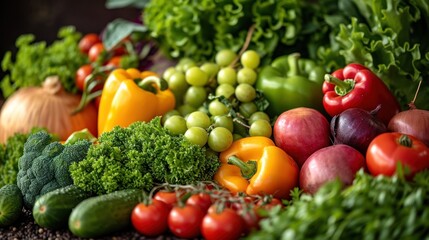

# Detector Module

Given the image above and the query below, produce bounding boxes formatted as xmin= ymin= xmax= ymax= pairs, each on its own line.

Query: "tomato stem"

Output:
xmin=398 ymin=135 xmax=413 ymax=147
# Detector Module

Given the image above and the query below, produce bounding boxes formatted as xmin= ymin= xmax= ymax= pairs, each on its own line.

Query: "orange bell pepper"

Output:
xmin=98 ymin=68 xmax=175 ymax=136
xmin=214 ymin=136 xmax=299 ymax=199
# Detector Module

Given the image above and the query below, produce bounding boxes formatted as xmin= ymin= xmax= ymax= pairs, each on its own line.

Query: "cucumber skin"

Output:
xmin=0 ymin=184 xmax=23 ymax=227
xmin=68 ymin=188 xmax=143 ymax=238
xmin=32 ymin=185 xmax=92 ymax=229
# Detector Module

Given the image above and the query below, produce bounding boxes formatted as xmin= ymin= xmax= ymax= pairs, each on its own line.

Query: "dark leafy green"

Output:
xmin=247 ymin=170 xmax=429 ymax=240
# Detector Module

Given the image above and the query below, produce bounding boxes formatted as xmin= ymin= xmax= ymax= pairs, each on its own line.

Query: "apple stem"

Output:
xmin=227 ymin=155 xmax=257 ymax=179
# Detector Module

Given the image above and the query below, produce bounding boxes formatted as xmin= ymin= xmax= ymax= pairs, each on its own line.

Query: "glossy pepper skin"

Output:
xmin=214 ymin=136 xmax=299 ymax=199
xmin=256 ymin=53 xmax=325 ymax=117
xmin=323 ymin=63 xmax=400 ymax=125
xmin=98 ymin=68 xmax=175 ymax=135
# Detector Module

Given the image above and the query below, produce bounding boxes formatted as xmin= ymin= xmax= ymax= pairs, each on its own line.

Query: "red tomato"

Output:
xmin=168 ymin=204 xmax=205 ymax=239
xmin=75 ymin=64 xmax=93 ymax=92
xmin=186 ymin=192 xmax=212 ymax=213
xmin=239 ymin=207 xmax=261 ymax=234
xmin=366 ymin=132 xmax=429 ymax=178
xmin=78 ymin=33 xmax=101 ymax=54
xmin=154 ymin=190 xmax=181 ymax=211
xmin=105 ymin=56 xmax=122 ymax=69
xmin=88 ymin=42 xmax=105 ymax=62
xmin=201 ymin=208 xmax=245 ymax=240
xmin=131 ymin=199 xmax=170 ymax=237
xmin=256 ymin=197 xmax=283 ymax=211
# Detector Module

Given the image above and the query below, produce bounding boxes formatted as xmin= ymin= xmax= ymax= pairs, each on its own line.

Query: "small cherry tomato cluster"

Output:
xmin=130 ymin=182 xmax=284 ymax=240
xmin=74 ymin=33 xmax=131 ymax=111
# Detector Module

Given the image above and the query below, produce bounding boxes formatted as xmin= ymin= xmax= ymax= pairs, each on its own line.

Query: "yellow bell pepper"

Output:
xmin=98 ymin=68 xmax=175 ymax=136
xmin=214 ymin=136 xmax=299 ymax=199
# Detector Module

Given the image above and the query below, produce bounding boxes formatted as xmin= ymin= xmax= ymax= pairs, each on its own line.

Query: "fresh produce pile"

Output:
xmin=1 ymin=0 xmax=429 ymax=239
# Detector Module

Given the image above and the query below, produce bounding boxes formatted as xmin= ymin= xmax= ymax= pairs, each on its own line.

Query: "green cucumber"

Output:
xmin=33 ymin=185 xmax=92 ymax=229
xmin=68 ymin=188 xmax=143 ymax=238
xmin=0 ymin=184 xmax=23 ymax=227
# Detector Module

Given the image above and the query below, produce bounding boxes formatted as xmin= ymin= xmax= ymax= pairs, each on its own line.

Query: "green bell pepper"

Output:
xmin=256 ymin=53 xmax=325 ymax=117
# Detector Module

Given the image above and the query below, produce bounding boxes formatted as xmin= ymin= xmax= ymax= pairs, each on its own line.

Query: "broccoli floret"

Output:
xmin=16 ymin=131 xmax=91 ymax=208
xmin=70 ymin=117 xmax=220 ymax=195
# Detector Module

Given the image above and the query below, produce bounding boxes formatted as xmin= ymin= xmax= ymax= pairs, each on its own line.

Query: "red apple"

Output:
xmin=273 ymin=107 xmax=331 ymax=167
xmin=300 ymin=144 xmax=366 ymax=194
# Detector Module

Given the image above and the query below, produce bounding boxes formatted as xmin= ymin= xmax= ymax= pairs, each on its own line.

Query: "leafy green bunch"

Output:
xmin=142 ymin=0 xmax=302 ymax=62
xmin=1 ymin=26 xmax=87 ymax=98
xmin=247 ymin=169 xmax=429 ymax=240
xmin=69 ymin=117 xmax=220 ymax=195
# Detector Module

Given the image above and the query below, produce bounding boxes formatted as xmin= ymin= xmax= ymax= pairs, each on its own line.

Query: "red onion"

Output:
xmin=388 ymin=109 xmax=429 ymax=146
xmin=389 ymin=80 xmax=429 ymax=146
xmin=331 ymin=107 xmax=387 ymax=154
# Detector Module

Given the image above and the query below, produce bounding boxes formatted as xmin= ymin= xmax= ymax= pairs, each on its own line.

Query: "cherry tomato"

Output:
xmin=366 ymin=132 xmax=429 ymax=178
xmin=256 ymin=196 xmax=283 ymax=211
xmin=75 ymin=64 xmax=93 ymax=92
xmin=168 ymin=204 xmax=205 ymax=239
xmin=154 ymin=190 xmax=181 ymax=211
xmin=131 ymin=199 xmax=170 ymax=237
xmin=201 ymin=207 xmax=245 ymax=240
xmin=105 ymin=56 xmax=122 ymax=69
xmin=186 ymin=192 xmax=212 ymax=213
xmin=239 ymin=207 xmax=261 ymax=234
xmin=88 ymin=42 xmax=105 ymax=62
xmin=78 ymin=33 xmax=101 ymax=54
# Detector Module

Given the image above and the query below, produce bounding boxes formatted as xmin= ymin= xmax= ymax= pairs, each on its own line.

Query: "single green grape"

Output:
xmin=208 ymin=99 xmax=230 ymax=116
xmin=208 ymin=127 xmax=233 ymax=152
xmin=186 ymin=111 xmax=211 ymax=129
xmin=249 ymin=119 xmax=272 ymax=138
xmin=235 ymin=83 xmax=256 ymax=103
xmin=237 ymin=67 xmax=257 ymax=85
xmin=212 ymin=115 xmax=234 ymax=132
xmin=184 ymin=86 xmax=207 ymax=108
xmin=163 ymin=67 xmax=177 ymax=82
xmin=164 ymin=115 xmax=187 ymax=135
xmin=240 ymin=50 xmax=260 ymax=69
xmin=215 ymin=49 xmax=237 ymax=67
xmin=161 ymin=109 xmax=181 ymax=125
xmin=215 ymin=83 xmax=235 ymax=98
xmin=248 ymin=111 xmax=270 ymax=125
xmin=217 ymin=67 xmax=237 ymax=85
xmin=186 ymin=66 xmax=209 ymax=87
xmin=168 ymin=72 xmax=189 ymax=93
xmin=238 ymin=102 xmax=258 ymax=118
xmin=200 ymin=62 xmax=220 ymax=78
xmin=184 ymin=127 xmax=208 ymax=147
xmin=177 ymin=104 xmax=197 ymax=117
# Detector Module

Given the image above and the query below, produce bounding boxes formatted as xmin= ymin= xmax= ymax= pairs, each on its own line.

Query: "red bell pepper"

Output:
xmin=322 ymin=63 xmax=400 ymax=125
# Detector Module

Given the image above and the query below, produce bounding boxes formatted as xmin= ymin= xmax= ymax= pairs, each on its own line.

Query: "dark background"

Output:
xmin=0 ymin=0 xmax=140 ymax=103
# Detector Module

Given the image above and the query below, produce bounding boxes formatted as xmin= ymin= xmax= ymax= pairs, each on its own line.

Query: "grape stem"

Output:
xmin=229 ymin=24 xmax=256 ymax=68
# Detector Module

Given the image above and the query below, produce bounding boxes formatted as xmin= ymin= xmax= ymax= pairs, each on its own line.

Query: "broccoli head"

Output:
xmin=16 ymin=131 xmax=91 ymax=208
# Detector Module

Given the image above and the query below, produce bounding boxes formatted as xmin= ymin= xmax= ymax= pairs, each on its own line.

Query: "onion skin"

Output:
xmin=331 ymin=107 xmax=387 ymax=154
xmin=388 ymin=109 xmax=429 ymax=146
xmin=0 ymin=76 xmax=97 ymax=143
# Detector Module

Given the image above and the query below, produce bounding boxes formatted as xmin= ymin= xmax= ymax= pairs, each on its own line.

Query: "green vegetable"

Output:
xmin=1 ymin=26 xmax=87 ymax=98
xmin=247 ymin=170 xmax=429 ymax=240
xmin=16 ymin=131 xmax=91 ymax=208
xmin=0 ymin=128 xmax=48 ymax=188
xmin=68 ymin=188 xmax=142 ymax=238
xmin=69 ymin=117 xmax=220 ymax=195
xmin=142 ymin=0 xmax=302 ymax=62
xmin=33 ymin=185 xmax=92 ymax=229
xmin=317 ymin=0 xmax=429 ymax=110
xmin=256 ymin=53 xmax=325 ymax=117
xmin=0 ymin=184 xmax=23 ymax=227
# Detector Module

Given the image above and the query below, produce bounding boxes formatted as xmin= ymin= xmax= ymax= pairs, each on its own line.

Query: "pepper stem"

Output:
xmin=136 ymin=76 xmax=168 ymax=94
xmin=227 ymin=155 xmax=257 ymax=179
xmin=398 ymin=135 xmax=412 ymax=147
xmin=287 ymin=53 xmax=301 ymax=76
xmin=324 ymin=74 xmax=355 ymax=96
